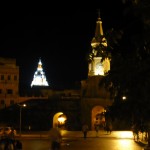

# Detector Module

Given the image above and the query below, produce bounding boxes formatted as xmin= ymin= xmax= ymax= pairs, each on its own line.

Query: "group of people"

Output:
xmin=0 ymin=137 xmax=22 ymax=150
xmin=0 ymin=128 xmax=22 ymax=150
xmin=82 ymin=122 xmax=113 ymax=139
xmin=103 ymin=122 xmax=113 ymax=134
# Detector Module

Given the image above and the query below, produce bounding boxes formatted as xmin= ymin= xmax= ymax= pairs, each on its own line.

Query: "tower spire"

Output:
xmin=97 ymin=9 xmax=101 ymax=19
xmin=88 ymin=10 xmax=110 ymax=76
xmin=91 ymin=9 xmax=104 ymax=48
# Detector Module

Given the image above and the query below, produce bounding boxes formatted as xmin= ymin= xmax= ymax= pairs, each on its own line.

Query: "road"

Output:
xmin=17 ymin=130 xmax=146 ymax=150
xmin=20 ymin=137 xmax=145 ymax=150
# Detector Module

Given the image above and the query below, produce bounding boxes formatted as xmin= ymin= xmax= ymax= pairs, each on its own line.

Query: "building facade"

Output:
xmin=0 ymin=57 xmax=19 ymax=109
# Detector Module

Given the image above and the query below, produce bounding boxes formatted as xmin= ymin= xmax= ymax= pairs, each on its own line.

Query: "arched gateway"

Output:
xmin=92 ymin=106 xmax=105 ymax=130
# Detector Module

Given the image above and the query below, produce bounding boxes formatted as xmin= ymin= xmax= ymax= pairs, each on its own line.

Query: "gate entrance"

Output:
xmin=91 ymin=106 xmax=106 ymax=130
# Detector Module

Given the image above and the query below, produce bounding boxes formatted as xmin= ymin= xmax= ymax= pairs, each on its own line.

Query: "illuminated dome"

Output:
xmin=31 ymin=59 xmax=49 ymax=87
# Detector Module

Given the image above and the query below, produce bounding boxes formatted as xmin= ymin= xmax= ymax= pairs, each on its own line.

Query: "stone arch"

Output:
xmin=53 ymin=112 xmax=67 ymax=129
xmin=91 ymin=105 xmax=105 ymax=130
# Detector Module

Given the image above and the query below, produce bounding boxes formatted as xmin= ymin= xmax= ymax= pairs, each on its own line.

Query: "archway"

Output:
xmin=91 ymin=106 xmax=105 ymax=130
xmin=53 ymin=112 xmax=67 ymax=129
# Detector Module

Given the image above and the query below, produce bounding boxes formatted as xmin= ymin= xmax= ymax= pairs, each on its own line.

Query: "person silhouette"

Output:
xmin=49 ymin=127 xmax=62 ymax=150
xmin=82 ymin=124 xmax=89 ymax=139
xmin=95 ymin=125 xmax=99 ymax=137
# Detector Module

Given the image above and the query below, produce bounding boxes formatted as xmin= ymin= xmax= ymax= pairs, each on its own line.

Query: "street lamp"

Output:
xmin=18 ymin=104 xmax=26 ymax=137
xmin=122 ymin=96 xmax=127 ymax=100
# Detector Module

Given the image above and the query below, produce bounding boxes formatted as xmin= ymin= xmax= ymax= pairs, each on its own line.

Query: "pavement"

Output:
xmin=61 ymin=130 xmax=133 ymax=138
xmin=61 ymin=130 xmax=149 ymax=146
xmin=17 ymin=130 xmax=149 ymax=146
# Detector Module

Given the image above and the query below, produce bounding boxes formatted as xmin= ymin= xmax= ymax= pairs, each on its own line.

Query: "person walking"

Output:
xmin=105 ymin=122 xmax=112 ymax=134
xmin=48 ymin=127 xmax=62 ymax=150
xmin=95 ymin=125 xmax=99 ymax=137
xmin=82 ymin=124 xmax=89 ymax=139
xmin=131 ymin=124 xmax=139 ymax=141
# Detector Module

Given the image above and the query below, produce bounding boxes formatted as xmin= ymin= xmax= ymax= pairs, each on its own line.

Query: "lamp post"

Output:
xmin=18 ymin=104 xmax=26 ymax=137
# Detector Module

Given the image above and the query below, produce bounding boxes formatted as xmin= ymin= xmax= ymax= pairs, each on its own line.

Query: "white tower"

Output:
xmin=31 ymin=59 xmax=49 ymax=87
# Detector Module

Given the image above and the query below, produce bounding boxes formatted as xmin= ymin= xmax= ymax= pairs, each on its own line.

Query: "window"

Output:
xmin=14 ymin=75 xmax=17 ymax=80
xmin=7 ymin=89 xmax=13 ymax=94
xmin=1 ymin=75 xmax=4 ymax=80
xmin=1 ymin=100 xmax=4 ymax=105
xmin=8 ymin=75 xmax=11 ymax=80
xmin=10 ymin=100 xmax=14 ymax=105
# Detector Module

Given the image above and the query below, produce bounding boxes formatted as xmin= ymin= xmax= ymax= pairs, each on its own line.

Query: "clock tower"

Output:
xmin=88 ymin=13 xmax=110 ymax=76
xmin=80 ymin=12 xmax=112 ymax=130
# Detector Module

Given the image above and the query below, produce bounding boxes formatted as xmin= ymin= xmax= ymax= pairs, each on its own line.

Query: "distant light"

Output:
xmin=18 ymin=103 xmax=26 ymax=107
xmin=122 ymin=96 xmax=126 ymax=100
xmin=23 ymin=104 xmax=26 ymax=107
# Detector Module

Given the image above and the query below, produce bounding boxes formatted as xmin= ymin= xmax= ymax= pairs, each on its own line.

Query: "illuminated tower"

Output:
xmin=88 ymin=12 xmax=110 ymax=76
xmin=31 ymin=59 xmax=49 ymax=87
xmin=80 ymin=11 xmax=112 ymax=130
xmin=81 ymin=12 xmax=111 ymax=98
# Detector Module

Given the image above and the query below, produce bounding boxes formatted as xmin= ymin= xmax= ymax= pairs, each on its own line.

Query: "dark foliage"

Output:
xmin=100 ymin=0 xmax=150 ymax=129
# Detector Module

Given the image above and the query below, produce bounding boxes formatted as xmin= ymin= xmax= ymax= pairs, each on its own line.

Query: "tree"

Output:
xmin=99 ymin=0 xmax=150 ymax=129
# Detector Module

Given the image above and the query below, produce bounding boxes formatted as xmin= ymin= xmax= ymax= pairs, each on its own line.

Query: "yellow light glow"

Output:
xmin=118 ymin=131 xmax=133 ymax=138
xmin=58 ymin=114 xmax=67 ymax=124
xmin=95 ymin=66 xmax=104 ymax=75
xmin=23 ymin=104 xmax=26 ymax=107
xmin=122 ymin=96 xmax=127 ymax=100
xmin=58 ymin=117 xmax=66 ymax=123
xmin=117 ymin=140 xmax=133 ymax=149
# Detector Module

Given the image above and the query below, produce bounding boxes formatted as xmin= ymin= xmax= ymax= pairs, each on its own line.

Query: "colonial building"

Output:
xmin=0 ymin=57 xmax=19 ymax=109
xmin=0 ymin=57 xmax=49 ymax=109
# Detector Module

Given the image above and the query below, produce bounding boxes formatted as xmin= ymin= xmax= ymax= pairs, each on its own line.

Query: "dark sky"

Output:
xmin=0 ymin=2 xmax=124 ymax=89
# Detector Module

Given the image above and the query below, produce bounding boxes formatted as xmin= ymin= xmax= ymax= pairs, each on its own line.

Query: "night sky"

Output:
xmin=0 ymin=2 xmax=124 ymax=89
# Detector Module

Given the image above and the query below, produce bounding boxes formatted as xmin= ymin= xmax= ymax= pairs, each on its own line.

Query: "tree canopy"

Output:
xmin=98 ymin=0 xmax=150 ymax=129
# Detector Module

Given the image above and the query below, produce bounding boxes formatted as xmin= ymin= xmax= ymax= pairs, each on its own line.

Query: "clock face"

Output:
xmin=96 ymin=62 xmax=102 ymax=70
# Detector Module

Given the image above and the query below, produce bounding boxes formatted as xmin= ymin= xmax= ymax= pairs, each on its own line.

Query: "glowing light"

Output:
xmin=95 ymin=66 xmax=104 ymax=75
xmin=58 ymin=114 xmax=67 ymax=124
xmin=95 ymin=60 xmax=104 ymax=75
xmin=120 ymin=131 xmax=133 ymax=138
xmin=22 ymin=104 xmax=26 ymax=107
xmin=122 ymin=96 xmax=127 ymax=100
xmin=31 ymin=59 xmax=49 ymax=87
xmin=94 ymin=57 xmax=110 ymax=76
xmin=117 ymin=140 xmax=133 ymax=150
